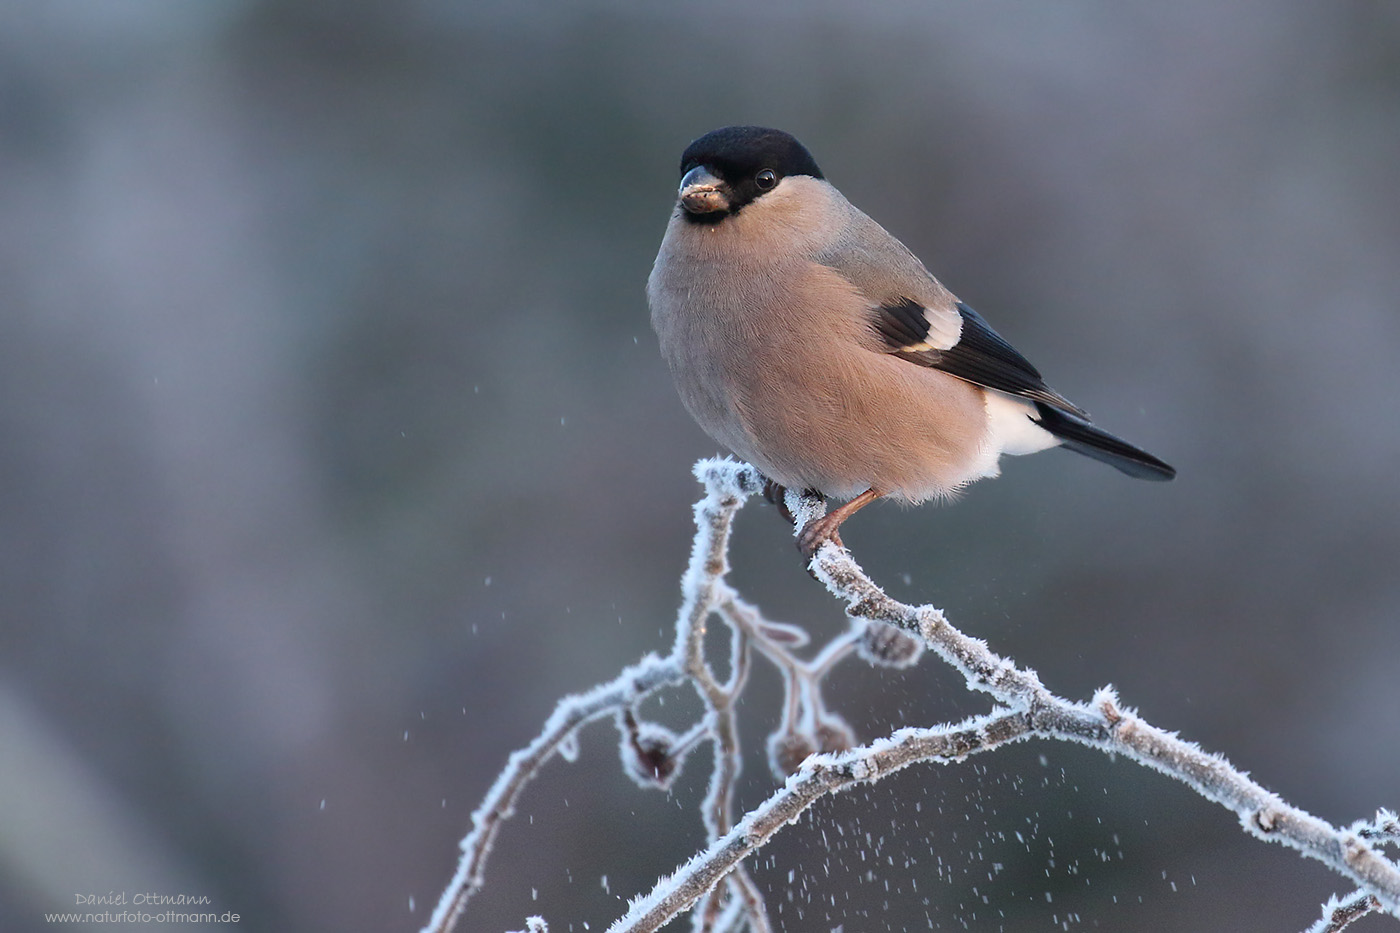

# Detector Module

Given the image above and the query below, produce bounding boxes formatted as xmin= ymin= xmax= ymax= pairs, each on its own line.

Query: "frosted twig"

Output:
xmin=422 ymin=653 xmax=686 ymax=933
xmin=1305 ymin=891 xmax=1384 ymax=933
xmin=672 ymin=463 xmax=772 ymax=932
xmin=1358 ymin=809 xmax=1400 ymax=849
xmin=606 ymin=709 xmax=1033 ymax=933
xmin=423 ymin=461 xmax=759 ymax=933
xmin=789 ymin=481 xmax=1400 ymax=917
xmin=1302 ymin=813 xmax=1400 ymax=931
xmin=424 ymin=459 xmax=766 ymax=933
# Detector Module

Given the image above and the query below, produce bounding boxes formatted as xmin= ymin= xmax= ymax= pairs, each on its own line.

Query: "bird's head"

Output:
xmin=675 ymin=126 xmax=824 ymax=225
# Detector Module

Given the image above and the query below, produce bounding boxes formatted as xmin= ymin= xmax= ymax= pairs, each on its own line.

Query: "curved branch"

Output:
xmin=423 ymin=459 xmax=764 ymax=933
xmin=422 ymin=653 xmax=686 ymax=933
xmin=796 ymin=490 xmax=1400 ymax=915
xmin=607 ymin=709 xmax=1033 ymax=933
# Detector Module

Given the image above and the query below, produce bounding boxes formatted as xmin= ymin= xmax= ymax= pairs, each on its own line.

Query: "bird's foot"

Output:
xmin=796 ymin=513 xmax=845 ymax=559
xmin=794 ymin=487 xmax=883 ymax=561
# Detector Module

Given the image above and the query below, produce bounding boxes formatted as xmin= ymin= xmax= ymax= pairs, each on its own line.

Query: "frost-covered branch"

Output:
xmin=1306 ymin=891 xmax=1384 ymax=933
xmin=1304 ymin=813 xmax=1400 ymax=931
xmin=1358 ymin=809 xmax=1400 ymax=849
xmin=423 ymin=460 xmax=764 ymax=933
xmin=426 ymin=457 xmax=1400 ymax=933
xmin=786 ymin=479 xmax=1400 ymax=920
xmin=422 ymin=652 xmax=687 ymax=933
xmin=606 ymin=708 xmax=1031 ymax=933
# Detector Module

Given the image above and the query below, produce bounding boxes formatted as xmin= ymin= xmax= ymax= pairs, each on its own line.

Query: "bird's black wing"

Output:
xmin=872 ymin=299 xmax=1087 ymax=416
xmin=870 ymin=298 xmax=1175 ymax=480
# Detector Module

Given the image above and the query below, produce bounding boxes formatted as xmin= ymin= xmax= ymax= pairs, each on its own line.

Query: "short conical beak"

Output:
xmin=679 ymin=165 xmax=730 ymax=215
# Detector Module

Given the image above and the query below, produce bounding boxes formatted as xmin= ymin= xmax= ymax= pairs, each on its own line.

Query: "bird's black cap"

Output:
xmin=679 ymin=126 xmax=824 ymax=183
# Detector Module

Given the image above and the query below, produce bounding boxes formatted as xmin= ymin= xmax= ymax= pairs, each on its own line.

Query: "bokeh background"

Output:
xmin=3 ymin=2 xmax=1399 ymax=931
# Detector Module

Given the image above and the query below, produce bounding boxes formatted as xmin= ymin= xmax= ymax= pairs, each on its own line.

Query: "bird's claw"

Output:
xmin=796 ymin=515 xmax=844 ymax=559
xmin=762 ymin=479 xmax=796 ymax=526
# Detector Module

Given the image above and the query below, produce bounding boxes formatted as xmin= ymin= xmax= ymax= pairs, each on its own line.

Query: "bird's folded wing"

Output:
xmin=871 ymin=298 xmax=1088 ymax=417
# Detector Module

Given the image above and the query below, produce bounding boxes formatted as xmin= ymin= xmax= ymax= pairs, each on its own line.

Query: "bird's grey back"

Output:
xmin=810 ymin=193 xmax=958 ymax=314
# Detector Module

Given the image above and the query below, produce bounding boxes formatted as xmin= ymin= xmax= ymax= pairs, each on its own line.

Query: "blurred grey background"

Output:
xmin=2 ymin=2 xmax=1399 ymax=931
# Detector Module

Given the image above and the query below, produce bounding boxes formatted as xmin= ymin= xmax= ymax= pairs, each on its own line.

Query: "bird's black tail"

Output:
xmin=1033 ymin=402 xmax=1175 ymax=481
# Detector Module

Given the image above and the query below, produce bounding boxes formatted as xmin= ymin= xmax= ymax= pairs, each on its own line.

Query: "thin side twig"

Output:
xmin=422 ymin=653 xmax=685 ymax=933
xmin=1305 ymin=890 xmax=1384 ymax=933
xmin=680 ymin=474 xmax=770 ymax=933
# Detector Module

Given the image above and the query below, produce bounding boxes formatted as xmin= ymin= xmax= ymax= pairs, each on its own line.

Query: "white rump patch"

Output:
xmin=969 ymin=392 xmax=1061 ymax=479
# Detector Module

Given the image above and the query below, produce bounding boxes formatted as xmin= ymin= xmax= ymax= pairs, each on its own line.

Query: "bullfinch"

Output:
xmin=647 ymin=125 xmax=1173 ymax=555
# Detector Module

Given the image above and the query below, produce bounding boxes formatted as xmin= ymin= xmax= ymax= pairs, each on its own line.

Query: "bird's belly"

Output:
xmin=728 ymin=349 xmax=994 ymax=502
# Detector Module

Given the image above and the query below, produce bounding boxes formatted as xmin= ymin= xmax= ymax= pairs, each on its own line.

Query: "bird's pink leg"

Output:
xmin=796 ymin=487 xmax=883 ymax=557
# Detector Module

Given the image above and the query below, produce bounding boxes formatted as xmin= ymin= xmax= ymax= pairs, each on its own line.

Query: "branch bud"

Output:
xmin=767 ymin=730 xmax=817 ymax=779
xmin=856 ymin=620 xmax=924 ymax=668
xmin=619 ymin=721 xmax=685 ymax=791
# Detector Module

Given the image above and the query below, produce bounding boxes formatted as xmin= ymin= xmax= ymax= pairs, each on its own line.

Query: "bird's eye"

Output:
xmin=754 ymin=169 xmax=778 ymax=190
